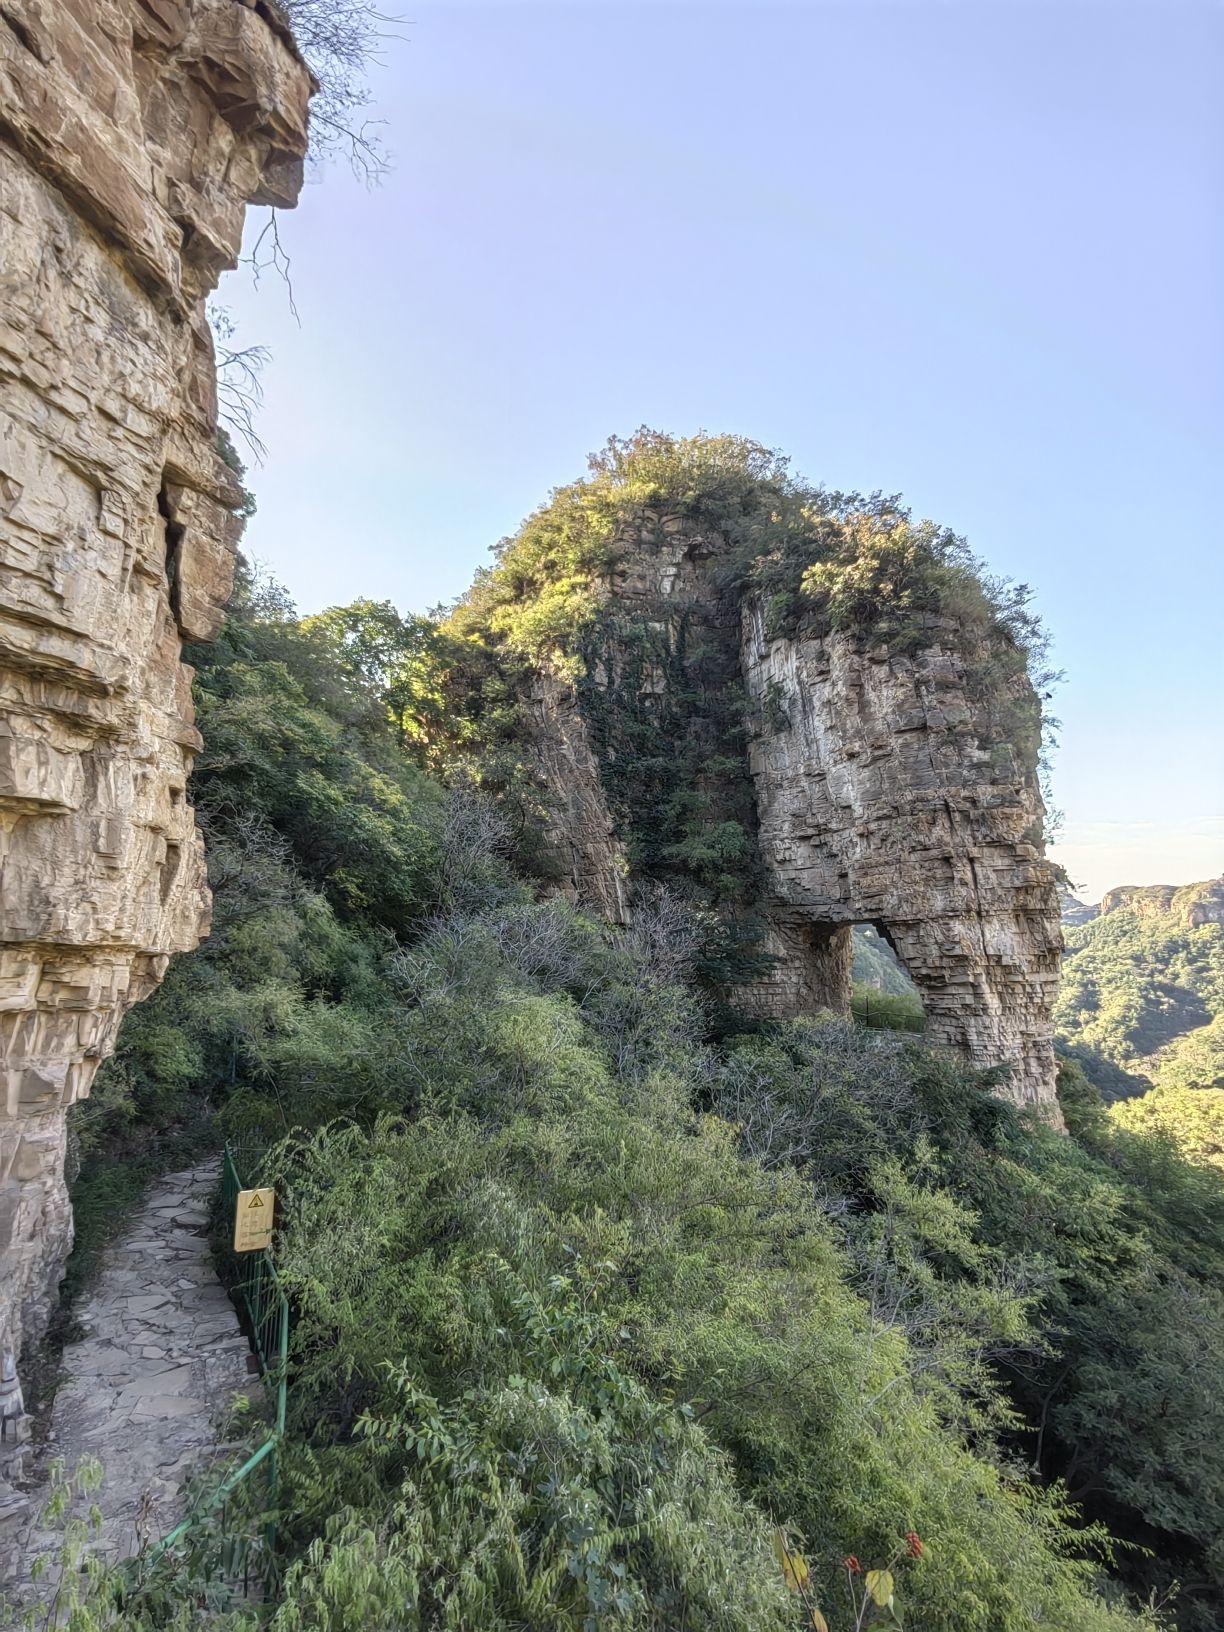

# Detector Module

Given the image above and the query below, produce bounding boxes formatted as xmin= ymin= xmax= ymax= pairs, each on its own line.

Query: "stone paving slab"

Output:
xmin=7 ymin=1164 xmax=255 ymax=1585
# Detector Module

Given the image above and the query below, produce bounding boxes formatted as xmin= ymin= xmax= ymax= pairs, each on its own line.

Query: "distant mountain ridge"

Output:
xmin=1055 ymin=874 xmax=1224 ymax=1100
xmin=1059 ymin=887 xmax=1099 ymax=927
xmin=1099 ymin=877 xmax=1224 ymax=929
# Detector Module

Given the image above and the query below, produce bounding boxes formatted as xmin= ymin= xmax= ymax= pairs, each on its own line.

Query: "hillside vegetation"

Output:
xmin=27 ymin=439 xmax=1224 ymax=1632
xmin=1055 ymin=883 xmax=1224 ymax=1184
xmin=1055 ymin=881 xmax=1224 ymax=1103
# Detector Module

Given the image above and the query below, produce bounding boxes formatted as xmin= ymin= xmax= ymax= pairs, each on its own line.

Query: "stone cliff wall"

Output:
xmin=526 ymin=670 xmax=630 ymax=925
xmin=0 ymin=0 xmax=310 ymax=1491
xmin=518 ymin=515 xmax=1063 ymax=1114
xmin=739 ymin=599 xmax=1062 ymax=1108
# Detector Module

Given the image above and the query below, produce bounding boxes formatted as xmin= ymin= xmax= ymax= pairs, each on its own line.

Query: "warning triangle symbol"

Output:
xmin=248 ymin=1193 xmax=265 ymax=1208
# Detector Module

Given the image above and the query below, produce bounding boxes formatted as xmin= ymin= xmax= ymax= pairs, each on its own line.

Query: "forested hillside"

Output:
xmin=850 ymin=928 xmax=926 ymax=1032
xmin=35 ymin=446 xmax=1224 ymax=1630
xmin=1055 ymin=881 xmax=1224 ymax=1103
xmin=1049 ymin=881 xmax=1224 ymax=1194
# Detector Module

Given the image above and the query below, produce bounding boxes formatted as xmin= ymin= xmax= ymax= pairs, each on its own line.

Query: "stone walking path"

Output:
xmin=10 ymin=1163 xmax=254 ymax=1584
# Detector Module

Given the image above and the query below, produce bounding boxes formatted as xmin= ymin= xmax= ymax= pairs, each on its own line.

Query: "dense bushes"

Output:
xmin=259 ymin=901 xmax=1148 ymax=1632
xmin=45 ymin=556 xmax=1224 ymax=1630
xmin=1111 ymin=1080 xmax=1224 ymax=1172
xmin=67 ymin=567 xmax=446 ymax=1264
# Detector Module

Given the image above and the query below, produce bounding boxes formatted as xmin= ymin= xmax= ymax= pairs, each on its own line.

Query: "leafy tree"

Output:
xmin=1111 ymin=1081 xmax=1224 ymax=1172
xmin=300 ymin=599 xmax=448 ymax=761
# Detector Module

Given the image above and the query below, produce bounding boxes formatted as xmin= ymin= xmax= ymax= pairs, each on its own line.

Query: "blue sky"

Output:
xmin=221 ymin=0 xmax=1222 ymax=902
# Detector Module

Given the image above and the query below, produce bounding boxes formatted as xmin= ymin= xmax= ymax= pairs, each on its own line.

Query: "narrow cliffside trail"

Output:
xmin=7 ymin=1163 xmax=251 ymax=1586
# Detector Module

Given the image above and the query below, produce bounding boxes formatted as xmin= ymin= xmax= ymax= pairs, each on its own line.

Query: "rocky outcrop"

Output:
xmin=526 ymin=670 xmax=631 ymax=925
xmin=1099 ymin=878 xmax=1224 ymax=930
xmin=739 ymin=600 xmax=1062 ymax=1108
xmin=0 ymin=0 xmax=311 ymax=1497
xmin=517 ymin=515 xmax=1064 ymax=1114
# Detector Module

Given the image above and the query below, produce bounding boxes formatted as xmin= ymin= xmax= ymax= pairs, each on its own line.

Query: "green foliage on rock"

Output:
xmin=442 ymin=430 xmax=1059 ymax=991
xmin=454 ymin=429 xmax=1051 ymax=672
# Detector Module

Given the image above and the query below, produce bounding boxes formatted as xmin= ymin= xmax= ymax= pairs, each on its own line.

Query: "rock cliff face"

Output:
xmin=1099 ymin=878 xmax=1224 ymax=930
xmin=515 ymin=515 xmax=1063 ymax=1114
xmin=0 ymin=0 xmax=311 ymax=1488
xmin=739 ymin=599 xmax=1062 ymax=1106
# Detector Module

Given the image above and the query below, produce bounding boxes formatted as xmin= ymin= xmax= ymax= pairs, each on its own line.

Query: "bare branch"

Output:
xmin=281 ymin=0 xmax=404 ymax=181
xmin=244 ymin=212 xmax=299 ymax=322
xmin=208 ymin=304 xmax=271 ymax=463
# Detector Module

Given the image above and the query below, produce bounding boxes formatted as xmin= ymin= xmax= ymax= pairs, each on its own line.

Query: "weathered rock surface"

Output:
xmin=518 ymin=517 xmax=1064 ymax=1112
xmin=527 ymin=669 xmax=631 ymax=925
xmin=0 ymin=0 xmax=310 ymax=1492
xmin=739 ymin=598 xmax=1062 ymax=1107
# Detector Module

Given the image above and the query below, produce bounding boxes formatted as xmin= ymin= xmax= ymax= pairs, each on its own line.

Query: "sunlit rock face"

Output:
xmin=517 ymin=515 xmax=1064 ymax=1116
xmin=0 ymin=0 xmax=311 ymax=1481
xmin=738 ymin=599 xmax=1062 ymax=1110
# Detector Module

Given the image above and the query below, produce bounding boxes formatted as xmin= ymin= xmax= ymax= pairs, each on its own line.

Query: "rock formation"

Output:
xmin=738 ymin=598 xmax=1062 ymax=1106
xmin=1099 ymin=878 xmax=1224 ymax=930
xmin=512 ymin=512 xmax=1064 ymax=1113
xmin=0 ymin=0 xmax=311 ymax=1501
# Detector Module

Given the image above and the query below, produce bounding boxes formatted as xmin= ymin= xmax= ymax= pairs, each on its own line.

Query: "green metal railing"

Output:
xmin=145 ymin=1144 xmax=289 ymax=1591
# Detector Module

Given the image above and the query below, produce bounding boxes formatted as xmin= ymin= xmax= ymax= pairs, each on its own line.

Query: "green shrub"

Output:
xmin=850 ymin=982 xmax=926 ymax=1033
xmin=1111 ymin=1081 xmax=1224 ymax=1172
xmin=54 ymin=544 xmax=1218 ymax=1629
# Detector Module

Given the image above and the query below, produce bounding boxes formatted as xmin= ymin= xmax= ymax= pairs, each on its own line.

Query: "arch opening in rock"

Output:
xmin=850 ymin=924 xmax=926 ymax=1034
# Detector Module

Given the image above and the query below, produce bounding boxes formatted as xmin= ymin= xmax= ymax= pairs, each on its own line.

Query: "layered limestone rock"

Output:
xmin=526 ymin=669 xmax=631 ymax=925
xmin=739 ymin=600 xmax=1062 ymax=1107
xmin=515 ymin=515 xmax=1063 ymax=1113
xmin=0 ymin=0 xmax=311 ymax=1491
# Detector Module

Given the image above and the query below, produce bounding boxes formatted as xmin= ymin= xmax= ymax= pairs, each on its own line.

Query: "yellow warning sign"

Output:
xmin=233 ymin=1186 xmax=275 ymax=1253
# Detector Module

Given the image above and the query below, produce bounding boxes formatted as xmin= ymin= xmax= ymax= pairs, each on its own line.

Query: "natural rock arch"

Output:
xmin=736 ymin=596 xmax=1061 ymax=1105
xmin=480 ymin=499 xmax=1063 ymax=1115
